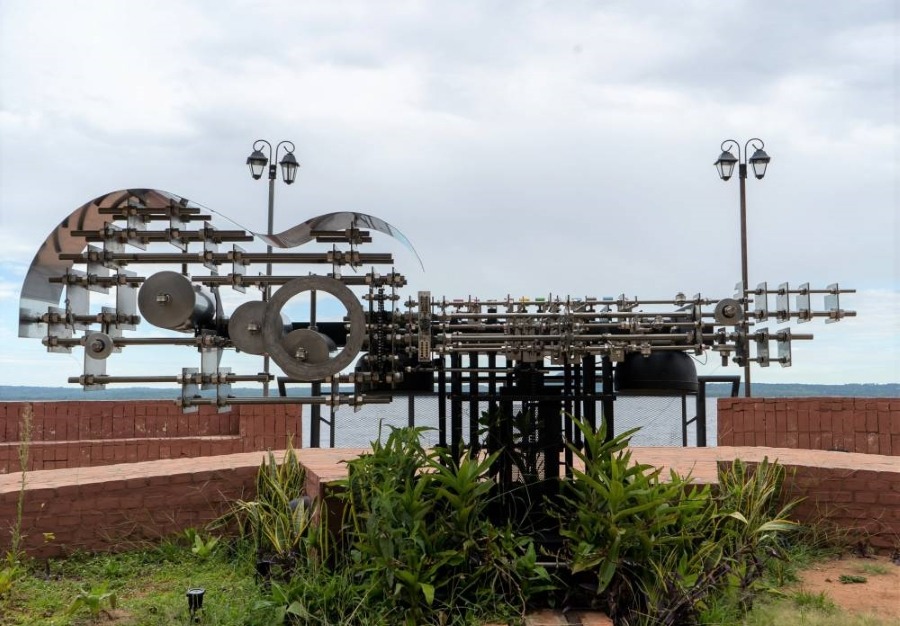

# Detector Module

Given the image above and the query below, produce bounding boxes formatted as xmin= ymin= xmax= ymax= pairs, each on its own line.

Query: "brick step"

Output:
xmin=0 ymin=435 xmax=244 ymax=473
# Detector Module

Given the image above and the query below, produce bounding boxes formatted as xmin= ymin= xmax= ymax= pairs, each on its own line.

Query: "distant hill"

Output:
xmin=0 ymin=383 xmax=896 ymax=401
xmin=703 ymin=383 xmax=899 ymax=398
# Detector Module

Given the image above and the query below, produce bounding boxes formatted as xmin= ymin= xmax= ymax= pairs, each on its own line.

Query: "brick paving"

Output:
xmin=3 ymin=445 xmax=897 ymax=496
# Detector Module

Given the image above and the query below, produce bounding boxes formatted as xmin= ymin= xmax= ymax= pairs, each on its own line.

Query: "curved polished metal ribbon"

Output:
xmin=18 ymin=189 xmax=423 ymax=323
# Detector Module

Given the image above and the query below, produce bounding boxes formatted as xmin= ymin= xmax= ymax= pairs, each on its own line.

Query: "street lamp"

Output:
xmin=247 ymin=139 xmax=300 ymax=396
xmin=715 ymin=138 xmax=771 ymax=398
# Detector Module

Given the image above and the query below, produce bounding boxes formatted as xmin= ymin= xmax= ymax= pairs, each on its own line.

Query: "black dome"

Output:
xmin=614 ymin=352 xmax=698 ymax=396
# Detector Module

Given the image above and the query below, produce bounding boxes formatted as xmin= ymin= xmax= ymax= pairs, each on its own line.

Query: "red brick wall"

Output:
xmin=715 ymin=449 xmax=900 ymax=552
xmin=0 ymin=454 xmax=260 ymax=557
xmin=1 ymin=446 xmax=897 ymax=558
xmin=0 ymin=448 xmax=360 ymax=558
xmin=718 ymin=398 xmax=900 ymax=455
xmin=0 ymin=401 xmax=302 ymax=473
xmin=787 ymin=465 xmax=900 ymax=551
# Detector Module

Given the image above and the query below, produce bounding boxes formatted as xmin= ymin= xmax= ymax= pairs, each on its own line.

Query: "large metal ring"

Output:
xmin=263 ymin=276 xmax=365 ymax=381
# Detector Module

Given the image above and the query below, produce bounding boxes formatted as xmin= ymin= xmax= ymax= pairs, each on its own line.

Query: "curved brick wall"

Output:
xmin=0 ymin=401 xmax=302 ymax=473
xmin=1 ymin=399 xmax=898 ymax=557
xmin=717 ymin=397 xmax=900 ymax=455
xmin=1 ymin=445 xmax=898 ymax=558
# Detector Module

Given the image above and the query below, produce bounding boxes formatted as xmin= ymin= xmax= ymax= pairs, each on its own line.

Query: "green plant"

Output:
xmin=792 ymin=589 xmax=837 ymax=613
xmin=252 ymin=567 xmax=374 ymax=625
xmin=839 ymin=574 xmax=867 ymax=584
xmin=0 ymin=563 xmax=21 ymax=597
xmin=191 ymin=532 xmax=221 ymax=559
xmin=557 ymin=416 xmax=799 ymax=625
xmin=216 ymin=440 xmax=317 ymax=574
xmin=1 ymin=405 xmax=34 ymax=605
xmin=67 ymin=581 xmax=118 ymax=620
xmin=854 ymin=562 xmax=890 ymax=576
xmin=9 ymin=405 xmax=34 ymax=563
xmin=339 ymin=425 xmax=550 ymax=625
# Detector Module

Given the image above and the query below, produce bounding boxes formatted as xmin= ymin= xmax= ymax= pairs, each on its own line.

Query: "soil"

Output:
xmin=793 ymin=555 xmax=900 ymax=620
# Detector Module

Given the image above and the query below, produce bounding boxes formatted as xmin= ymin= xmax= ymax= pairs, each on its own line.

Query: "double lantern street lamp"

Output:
xmin=246 ymin=140 xmax=300 ymax=396
xmin=715 ymin=138 xmax=771 ymax=398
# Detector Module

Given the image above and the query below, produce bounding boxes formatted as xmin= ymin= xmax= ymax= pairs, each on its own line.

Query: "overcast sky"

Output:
xmin=0 ymin=0 xmax=897 ymax=388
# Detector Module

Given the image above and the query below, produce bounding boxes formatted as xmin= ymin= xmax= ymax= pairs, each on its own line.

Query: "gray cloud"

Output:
xmin=0 ymin=0 xmax=896 ymax=385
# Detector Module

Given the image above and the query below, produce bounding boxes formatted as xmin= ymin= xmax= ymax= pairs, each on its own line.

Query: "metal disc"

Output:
xmin=229 ymin=301 xmax=266 ymax=354
xmin=229 ymin=301 xmax=292 ymax=355
xmin=84 ymin=332 xmax=114 ymax=360
xmin=282 ymin=329 xmax=337 ymax=365
xmin=714 ymin=298 xmax=744 ymax=325
xmin=138 ymin=271 xmax=213 ymax=330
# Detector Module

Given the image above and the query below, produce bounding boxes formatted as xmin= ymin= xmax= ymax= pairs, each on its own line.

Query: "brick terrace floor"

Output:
xmin=3 ymin=445 xmax=897 ymax=496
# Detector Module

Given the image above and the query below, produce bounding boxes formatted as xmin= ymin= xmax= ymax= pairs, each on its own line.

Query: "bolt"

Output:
xmin=723 ymin=304 xmax=738 ymax=317
xmin=294 ymin=348 xmax=308 ymax=361
xmin=90 ymin=339 xmax=106 ymax=353
xmin=247 ymin=322 xmax=260 ymax=333
xmin=156 ymin=293 xmax=170 ymax=304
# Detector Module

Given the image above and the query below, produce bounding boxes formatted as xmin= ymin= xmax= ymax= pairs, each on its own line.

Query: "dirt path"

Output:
xmin=794 ymin=556 xmax=900 ymax=620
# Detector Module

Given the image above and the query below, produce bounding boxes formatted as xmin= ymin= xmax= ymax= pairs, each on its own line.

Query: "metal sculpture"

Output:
xmin=18 ymin=188 xmax=855 ymax=470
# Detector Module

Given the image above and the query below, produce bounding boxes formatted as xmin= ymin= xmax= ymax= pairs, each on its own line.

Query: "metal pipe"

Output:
xmin=67 ymin=374 xmax=271 ymax=384
xmin=443 ymin=332 xmax=694 ymax=342
xmin=49 ymin=337 xmax=202 ymax=347
xmin=180 ymin=395 xmax=394 ymax=406
xmin=436 ymin=310 xmax=697 ymax=319
xmin=71 ymin=229 xmax=254 ymax=242
xmin=739 ymin=161 xmax=751 ymax=397
xmin=59 ymin=251 xmax=394 ymax=265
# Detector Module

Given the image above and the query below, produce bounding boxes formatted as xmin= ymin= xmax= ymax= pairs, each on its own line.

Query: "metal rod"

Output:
xmin=747 ymin=288 xmax=857 ymax=295
xmin=58 ymin=252 xmax=394 ymax=265
xmin=72 ymin=229 xmax=254 ymax=242
xmin=739 ymin=161 xmax=751 ymax=397
xmin=443 ymin=332 xmax=695 ymax=342
xmin=67 ymin=374 xmax=269 ymax=384
xmin=50 ymin=337 xmax=201 ymax=347
xmin=436 ymin=310 xmax=697 ymax=319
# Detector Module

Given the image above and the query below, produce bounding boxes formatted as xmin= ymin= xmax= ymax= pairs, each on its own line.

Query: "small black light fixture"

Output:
xmin=255 ymin=558 xmax=275 ymax=581
xmin=246 ymin=149 xmax=268 ymax=180
xmin=279 ymin=150 xmax=300 ymax=184
xmin=186 ymin=587 xmax=205 ymax=621
xmin=714 ymin=148 xmax=738 ymax=181
xmin=748 ymin=146 xmax=771 ymax=179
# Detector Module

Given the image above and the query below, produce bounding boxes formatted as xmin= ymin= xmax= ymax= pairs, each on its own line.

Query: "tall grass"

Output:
xmin=10 ymin=404 xmax=34 ymax=560
xmin=2 ymin=404 xmax=34 ymax=600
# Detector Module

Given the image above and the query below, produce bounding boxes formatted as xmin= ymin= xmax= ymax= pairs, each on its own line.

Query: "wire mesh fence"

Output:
xmin=303 ymin=395 xmax=719 ymax=449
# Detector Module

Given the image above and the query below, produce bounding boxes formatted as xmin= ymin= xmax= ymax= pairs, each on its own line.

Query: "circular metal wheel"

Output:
xmin=84 ymin=332 xmax=115 ymax=360
xmin=714 ymin=298 xmax=744 ymax=325
xmin=138 ymin=271 xmax=215 ymax=331
xmin=263 ymin=276 xmax=365 ymax=381
xmin=229 ymin=301 xmax=292 ymax=355
xmin=282 ymin=329 xmax=337 ymax=365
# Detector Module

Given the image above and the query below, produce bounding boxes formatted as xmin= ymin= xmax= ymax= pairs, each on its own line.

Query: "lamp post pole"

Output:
xmin=247 ymin=139 xmax=299 ymax=396
xmin=715 ymin=139 xmax=771 ymax=398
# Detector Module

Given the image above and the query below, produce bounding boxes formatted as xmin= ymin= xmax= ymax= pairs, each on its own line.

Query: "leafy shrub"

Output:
xmin=217 ymin=441 xmax=319 ymax=574
xmin=557 ymin=417 xmax=798 ymax=625
xmin=339 ymin=426 xmax=551 ymax=625
xmin=232 ymin=420 xmax=798 ymax=625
